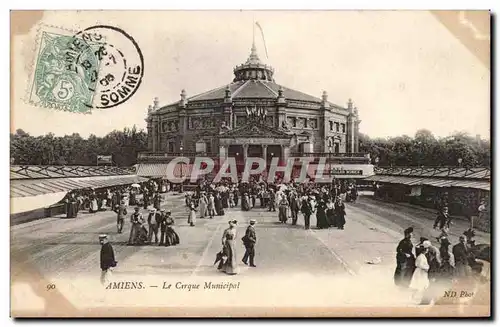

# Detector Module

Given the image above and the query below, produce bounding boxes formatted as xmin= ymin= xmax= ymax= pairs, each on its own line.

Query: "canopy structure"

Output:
xmin=10 ymin=165 xmax=148 ymax=215
xmin=365 ymin=167 xmax=490 ymax=191
xmin=11 ymin=175 xmax=148 ymax=198
xmin=136 ymin=163 xmax=194 ymax=178
xmin=10 ymin=165 xmax=136 ymax=180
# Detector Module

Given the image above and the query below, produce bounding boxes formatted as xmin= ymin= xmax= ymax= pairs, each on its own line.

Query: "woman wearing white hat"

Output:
xmin=187 ymin=201 xmax=197 ymax=227
xmin=219 ymin=220 xmax=239 ymax=275
xmin=410 ymin=240 xmax=431 ymax=301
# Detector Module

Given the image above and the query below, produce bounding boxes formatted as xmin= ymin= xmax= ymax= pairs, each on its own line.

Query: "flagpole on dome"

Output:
xmin=252 ymin=16 xmax=255 ymax=47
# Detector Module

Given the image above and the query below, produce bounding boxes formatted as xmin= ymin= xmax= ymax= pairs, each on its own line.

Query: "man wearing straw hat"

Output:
xmin=147 ymin=208 xmax=160 ymax=244
xmin=99 ymin=234 xmax=117 ymax=285
xmin=114 ymin=200 xmax=127 ymax=234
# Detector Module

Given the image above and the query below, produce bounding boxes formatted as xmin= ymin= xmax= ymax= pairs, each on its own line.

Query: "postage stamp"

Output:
xmin=28 ymin=24 xmax=144 ymax=113
xmin=29 ymin=29 xmax=101 ymax=113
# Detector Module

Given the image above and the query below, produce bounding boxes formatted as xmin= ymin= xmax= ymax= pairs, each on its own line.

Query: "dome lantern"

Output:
xmin=233 ymin=41 xmax=275 ymax=82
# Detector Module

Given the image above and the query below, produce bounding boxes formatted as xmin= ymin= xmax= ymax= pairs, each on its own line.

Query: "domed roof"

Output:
xmin=156 ymin=43 xmax=347 ymax=112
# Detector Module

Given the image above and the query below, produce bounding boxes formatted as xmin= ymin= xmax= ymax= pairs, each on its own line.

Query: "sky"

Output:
xmin=11 ymin=10 xmax=490 ymax=139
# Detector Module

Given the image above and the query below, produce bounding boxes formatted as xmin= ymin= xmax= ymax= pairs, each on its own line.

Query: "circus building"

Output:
xmin=137 ymin=41 xmax=374 ymax=180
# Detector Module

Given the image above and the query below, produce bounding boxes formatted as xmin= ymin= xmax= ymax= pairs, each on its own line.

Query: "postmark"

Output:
xmin=28 ymin=25 xmax=144 ymax=113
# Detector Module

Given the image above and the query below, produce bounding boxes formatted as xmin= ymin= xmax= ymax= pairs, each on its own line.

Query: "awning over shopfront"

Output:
xmin=10 ymin=175 xmax=148 ymax=198
xmin=137 ymin=163 xmax=194 ymax=179
xmin=137 ymin=163 xmax=170 ymax=177
xmin=453 ymin=180 xmax=490 ymax=191
xmin=11 ymin=192 xmax=67 ymax=215
xmin=365 ymin=175 xmax=490 ymax=191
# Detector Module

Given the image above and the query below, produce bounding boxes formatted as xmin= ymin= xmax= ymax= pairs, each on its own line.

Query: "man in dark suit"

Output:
xmin=453 ymin=235 xmax=470 ymax=277
xmin=289 ymin=193 xmax=300 ymax=225
xmin=394 ymin=227 xmax=415 ymax=287
xmin=242 ymin=219 xmax=257 ymax=267
xmin=158 ymin=209 xmax=167 ymax=246
xmin=433 ymin=206 xmax=451 ymax=230
xmin=99 ymin=234 xmax=117 ymax=285
xmin=301 ymin=196 xmax=314 ymax=230
xmin=153 ymin=193 xmax=162 ymax=211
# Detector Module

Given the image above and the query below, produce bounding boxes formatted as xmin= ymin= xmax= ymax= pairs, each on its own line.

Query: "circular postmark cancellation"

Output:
xmin=29 ymin=25 xmax=144 ymax=113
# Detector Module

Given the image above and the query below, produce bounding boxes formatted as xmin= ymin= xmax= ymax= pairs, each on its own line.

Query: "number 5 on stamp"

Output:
xmin=29 ymin=29 xmax=102 ymax=114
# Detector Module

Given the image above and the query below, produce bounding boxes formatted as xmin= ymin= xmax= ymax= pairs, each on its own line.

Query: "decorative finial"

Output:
xmin=153 ymin=97 xmax=160 ymax=110
xmin=246 ymin=40 xmax=261 ymax=64
xmin=322 ymin=91 xmax=328 ymax=102
xmin=224 ymin=85 xmax=232 ymax=104
xmin=180 ymin=89 xmax=187 ymax=107
xmin=321 ymin=91 xmax=330 ymax=109
xmin=277 ymin=86 xmax=286 ymax=104
xmin=347 ymin=98 xmax=353 ymax=110
xmin=147 ymin=104 xmax=153 ymax=114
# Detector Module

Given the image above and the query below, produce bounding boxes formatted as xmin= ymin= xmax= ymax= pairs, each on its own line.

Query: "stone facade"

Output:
xmin=145 ymin=42 xmax=361 ymax=158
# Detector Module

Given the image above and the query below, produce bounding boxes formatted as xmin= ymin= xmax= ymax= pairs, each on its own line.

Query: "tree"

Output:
xmin=10 ymin=127 xmax=148 ymax=166
xmin=359 ymin=131 xmax=490 ymax=167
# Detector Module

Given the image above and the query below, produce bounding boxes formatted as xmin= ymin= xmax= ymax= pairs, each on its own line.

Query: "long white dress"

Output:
xmin=410 ymin=253 xmax=430 ymax=291
xmin=187 ymin=204 xmax=197 ymax=226
xmin=199 ymin=196 xmax=207 ymax=218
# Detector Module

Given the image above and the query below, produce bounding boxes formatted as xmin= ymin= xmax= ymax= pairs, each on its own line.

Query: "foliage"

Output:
xmin=10 ymin=127 xmax=490 ymax=168
xmin=359 ymin=129 xmax=491 ymax=168
xmin=10 ymin=126 xmax=148 ymax=167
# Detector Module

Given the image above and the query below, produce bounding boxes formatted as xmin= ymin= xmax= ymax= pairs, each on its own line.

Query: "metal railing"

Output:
xmin=290 ymin=152 xmax=369 ymax=158
xmin=138 ymin=152 xmax=219 ymax=160
xmin=138 ymin=152 xmax=372 ymax=164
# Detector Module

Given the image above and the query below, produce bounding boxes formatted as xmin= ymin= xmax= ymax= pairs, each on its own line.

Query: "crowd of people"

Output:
xmin=87 ymin=176 xmax=490 ymax=295
xmin=63 ymin=179 xmax=170 ymax=218
xmin=62 ymin=179 xmax=180 ymax=247
xmin=183 ymin=178 xmax=358 ymax=231
xmin=394 ymin=225 xmax=486 ymax=304
xmin=175 ymin=178 xmax=359 ymax=275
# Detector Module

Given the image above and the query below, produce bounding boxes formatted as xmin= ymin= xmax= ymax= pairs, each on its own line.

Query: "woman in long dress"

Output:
xmin=187 ymin=202 xmax=197 ymax=227
xmin=164 ymin=214 xmax=180 ymax=246
xmin=207 ymin=194 xmax=216 ymax=218
xmin=89 ymin=195 xmax=99 ymax=213
xmin=199 ymin=193 xmax=208 ymax=218
xmin=215 ymin=192 xmax=223 ymax=215
xmin=219 ymin=220 xmax=239 ymax=275
xmin=325 ymin=198 xmax=335 ymax=227
xmin=222 ymin=190 xmax=229 ymax=209
xmin=278 ymin=197 xmax=289 ymax=223
xmin=316 ymin=199 xmax=329 ymax=229
xmin=437 ymin=238 xmax=455 ymax=281
xmin=410 ymin=241 xmax=430 ymax=301
xmin=334 ymin=197 xmax=346 ymax=230
xmin=241 ymin=193 xmax=250 ymax=211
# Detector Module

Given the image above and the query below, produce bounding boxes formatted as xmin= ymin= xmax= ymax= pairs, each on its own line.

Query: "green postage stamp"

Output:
xmin=28 ymin=24 xmax=144 ymax=113
xmin=29 ymin=27 xmax=103 ymax=114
